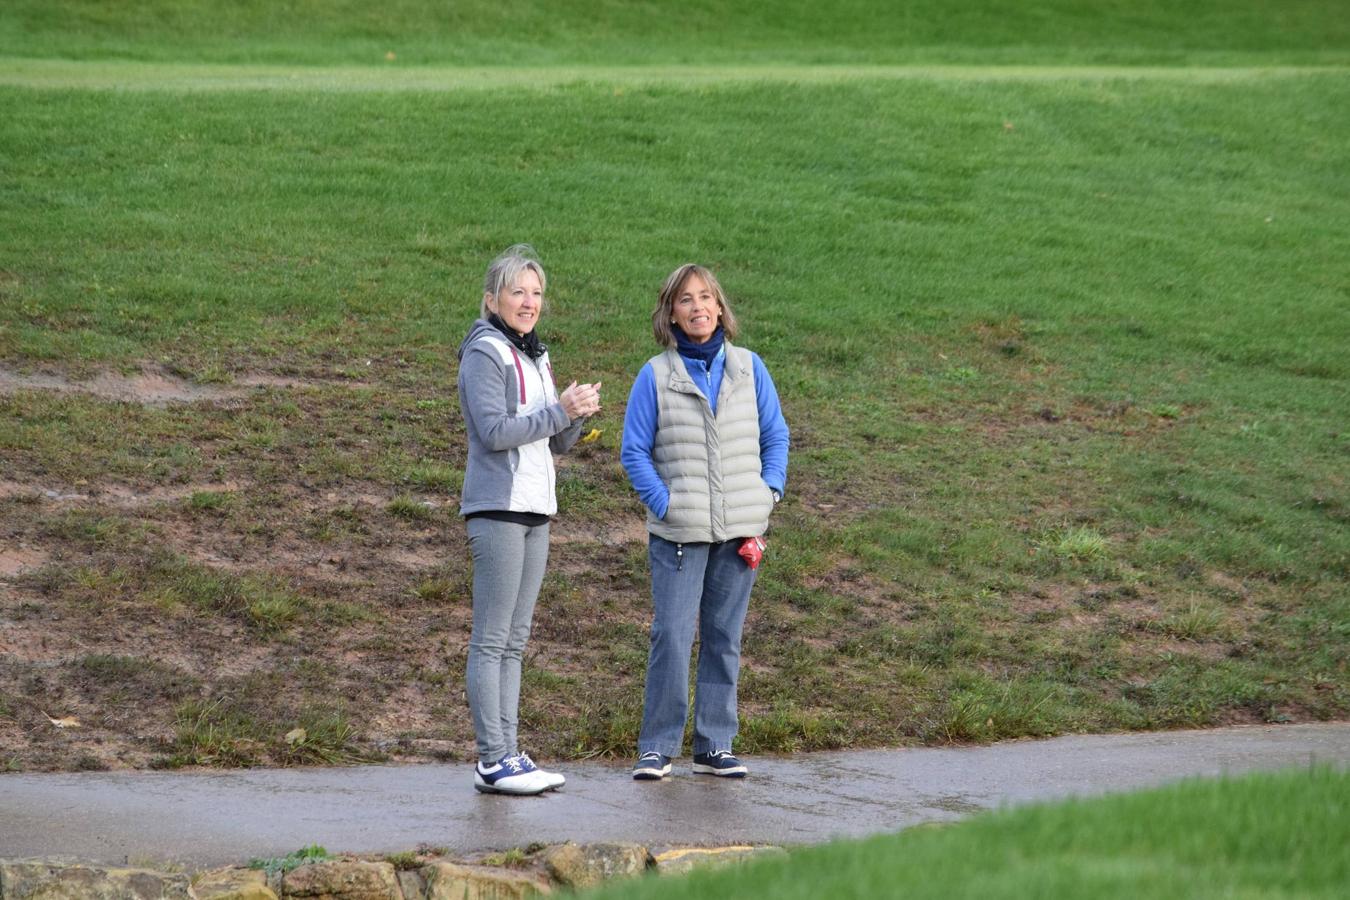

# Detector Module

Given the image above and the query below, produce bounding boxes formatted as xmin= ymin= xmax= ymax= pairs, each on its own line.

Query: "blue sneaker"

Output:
xmin=474 ymin=753 xmax=549 ymax=795
xmin=692 ymin=750 xmax=747 ymax=777
xmin=632 ymin=751 xmax=672 ymax=780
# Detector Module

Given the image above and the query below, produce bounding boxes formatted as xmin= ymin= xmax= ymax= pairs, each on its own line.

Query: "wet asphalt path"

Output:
xmin=1 ymin=722 xmax=1346 ymax=869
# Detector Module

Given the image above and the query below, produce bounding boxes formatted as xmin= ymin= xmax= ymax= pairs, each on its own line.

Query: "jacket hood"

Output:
xmin=457 ymin=318 xmax=498 ymax=361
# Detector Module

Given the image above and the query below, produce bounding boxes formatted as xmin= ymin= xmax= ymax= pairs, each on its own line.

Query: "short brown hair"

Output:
xmin=651 ymin=263 xmax=740 ymax=347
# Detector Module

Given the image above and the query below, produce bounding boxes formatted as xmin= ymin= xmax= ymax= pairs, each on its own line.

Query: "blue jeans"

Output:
xmin=638 ymin=536 xmax=758 ymax=758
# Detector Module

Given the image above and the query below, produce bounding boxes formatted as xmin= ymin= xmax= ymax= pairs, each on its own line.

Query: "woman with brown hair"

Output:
xmin=620 ymin=263 xmax=789 ymax=780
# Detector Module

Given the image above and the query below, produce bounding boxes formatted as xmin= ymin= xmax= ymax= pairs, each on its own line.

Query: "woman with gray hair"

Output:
xmin=456 ymin=244 xmax=601 ymax=795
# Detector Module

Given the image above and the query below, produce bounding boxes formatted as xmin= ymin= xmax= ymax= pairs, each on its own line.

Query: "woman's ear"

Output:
xmin=483 ymin=291 xmax=496 ymax=314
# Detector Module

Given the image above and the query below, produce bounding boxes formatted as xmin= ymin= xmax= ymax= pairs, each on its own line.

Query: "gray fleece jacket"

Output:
xmin=456 ymin=319 xmax=585 ymax=517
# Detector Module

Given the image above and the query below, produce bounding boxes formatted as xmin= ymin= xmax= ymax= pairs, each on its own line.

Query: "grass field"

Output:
xmin=583 ymin=767 xmax=1350 ymax=899
xmin=0 ymin=2 xmax=1346 ymax=771
xmin=4 ymin=1 xmax=1349 ymax=67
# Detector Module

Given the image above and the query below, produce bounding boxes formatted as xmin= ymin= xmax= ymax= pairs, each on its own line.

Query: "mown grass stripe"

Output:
xmin=2 ymin=59 xmax=1347 ymax=92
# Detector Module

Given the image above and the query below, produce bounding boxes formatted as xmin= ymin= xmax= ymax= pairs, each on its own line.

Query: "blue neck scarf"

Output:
xmin=674 ymin=325 xmax=725 ymax=366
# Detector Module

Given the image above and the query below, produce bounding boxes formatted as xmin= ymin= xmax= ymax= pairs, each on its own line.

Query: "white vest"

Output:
xmin=477 ymin=333 xmax=559 ymax=516
xmin=648 ymin=344 xmax=773 ymax=543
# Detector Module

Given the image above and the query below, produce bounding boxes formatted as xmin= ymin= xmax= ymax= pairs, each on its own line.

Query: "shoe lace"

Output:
xmin=639 ymin=751 xmax=663 ymax=762
xmin=504 ymin=755 xmax=525 ymax=774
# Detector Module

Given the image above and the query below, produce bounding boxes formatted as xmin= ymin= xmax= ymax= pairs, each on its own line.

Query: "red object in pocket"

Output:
xmin=738 ymin=536 xmax=766 ymax=569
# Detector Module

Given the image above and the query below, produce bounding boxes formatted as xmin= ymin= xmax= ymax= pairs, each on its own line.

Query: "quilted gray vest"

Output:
xmin=647 ymin=344 xmax=774 ymax=543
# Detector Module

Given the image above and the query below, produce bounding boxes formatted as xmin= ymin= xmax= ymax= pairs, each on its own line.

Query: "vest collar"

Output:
xmin=663 ymin=342 xmax=747 ymax=398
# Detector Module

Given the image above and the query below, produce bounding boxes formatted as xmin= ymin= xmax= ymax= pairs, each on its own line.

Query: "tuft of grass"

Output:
xmin=163 ymin=699 xmax=369 ymax=769
xmin=412 ymin=576 xmax=460 ymax=603
xmin=1155 ymin=601 xmax=1229 ymax=642
xmin=317 ymin=599 xmax=377 ymax=626
xmin=165 ymin=698 xmax=266 ymax=768
xmin=395 ymin=460 xmax=463 ymax=494
xmin=387 ymin=494 xmax=434 ymax=522
xmin=1051 ymin=527 xmax=1109 ymax=563
xmin=279 ymin=712 xmax=365 ymax=766
xmin=738 ymin=704 xmax=847 ymax=754
xmin=383 ymin=852 xmax=421 ymax=871
xmin=72 ymin=754 xmax=110 ymax=772
xmin=188 ymin=490 xmax=235 ymax=512
xmin=248 ymin=846 xmax=332 ymax=877
xmin=480 ymin=848 xmax=529 ymax=868
xmin=145 ymin=557 xmax=307 ymax=632
xmin=929 ymin=676 xmax=1067 ymax=743
xmin=245 ymin=590 xmax=302 ymax=632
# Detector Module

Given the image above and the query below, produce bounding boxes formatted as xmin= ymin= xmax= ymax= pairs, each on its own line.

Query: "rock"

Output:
xmin=0 ymin=861 xmax=191 ymax=900
xmin=651 ymin=846 xmax=789 ymax=876
xmin=280 ymin=862 xmax=400 ymax=900
xmin=540 ymin=844 xmax=651 ymax=890
xmin=421 ymin=862 xmax=548 ymax=900
xmin=191 ymin=868 xmax=277 ymax=900
xmin=393 ymin=870 xmax=424 ymax=900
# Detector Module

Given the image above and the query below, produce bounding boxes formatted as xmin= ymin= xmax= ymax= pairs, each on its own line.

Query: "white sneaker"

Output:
xmin=473 ymin=754 xmax=549 ymax=795
xmin=519 ymin=753 xmax=565 ymax=790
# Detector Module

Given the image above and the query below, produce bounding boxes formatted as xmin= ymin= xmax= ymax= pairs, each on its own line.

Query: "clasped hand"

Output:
xmin=560 ymin=381 xmax=602 ymax=420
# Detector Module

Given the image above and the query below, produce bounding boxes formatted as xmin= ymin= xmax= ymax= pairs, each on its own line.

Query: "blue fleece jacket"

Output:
xmin=621 ymin=346 xmax=789 ymax=520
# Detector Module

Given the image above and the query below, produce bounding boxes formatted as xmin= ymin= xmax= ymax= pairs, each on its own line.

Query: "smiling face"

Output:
xmin=671 ymin=273 xmax=721 ymax=344
xmin=487 ymin=267 xmax=543 ymax=335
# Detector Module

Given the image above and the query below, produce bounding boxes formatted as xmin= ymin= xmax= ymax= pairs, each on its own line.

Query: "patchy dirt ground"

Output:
xmin=1 ymin=364 xmax=1343 ymax=772
xmin=0 ymin=363 xmax=363 ymax=405
xmin=0 ymin=363 xmax=677 ymax=770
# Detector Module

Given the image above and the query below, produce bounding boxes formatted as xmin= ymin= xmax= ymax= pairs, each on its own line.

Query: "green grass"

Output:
xmin=163 ymin=698 xmax=368 ymax=768
xmin=188 ymin=489 xmax=235 ymax=512
xmin=585 ymin=767 xmax=1350 ymax=900
xmin=386 ymin=494 xmax=435 ymax=522
xmin=3 ymin=1 xmax=1348 ymax=67
xmin=0 ymin=2 xmax=1346 ymax=769
xmin=382 ymin=851 xmax=422 ymax=871
xmin=148 ymin=557 xmax=307 ymax=631
xmin=247 ymin=845 xmax=333 ymax=877
xmin=1051 ymin=527 xmax=1110 ymax=563
xmin=29 ymin=549 xmax=314 ymax=633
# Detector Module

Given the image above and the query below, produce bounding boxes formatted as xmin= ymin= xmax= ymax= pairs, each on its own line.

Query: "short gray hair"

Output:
xmin=481 ymin=244 xmax=547 ymax=319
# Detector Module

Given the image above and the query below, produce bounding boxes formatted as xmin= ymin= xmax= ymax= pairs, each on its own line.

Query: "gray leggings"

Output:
xmin=465 ymin=516 xmax=550 ymax=763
